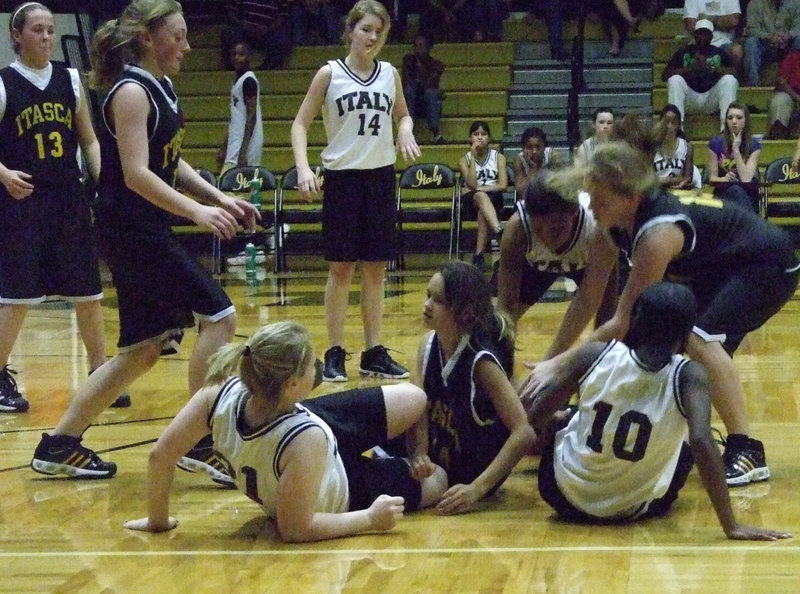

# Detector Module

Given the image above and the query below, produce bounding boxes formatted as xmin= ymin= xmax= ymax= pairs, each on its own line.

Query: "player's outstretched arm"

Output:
xmin=124 ymin=387 xmax=217 ymax=533
xmin=681 ymin=362 xmax=792 ymax=541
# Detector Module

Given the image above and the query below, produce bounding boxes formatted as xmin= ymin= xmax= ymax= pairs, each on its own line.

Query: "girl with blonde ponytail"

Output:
xmin=125 ymin=321 xmax=447 ymax=542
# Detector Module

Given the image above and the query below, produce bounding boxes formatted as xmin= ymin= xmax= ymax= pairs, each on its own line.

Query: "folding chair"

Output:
xmin=453 ymin=163 xmax=514 ymax=261
xmin=763 ymin=157 xmax=800 ymax=221
xmin=218 ymin=165 xmax=278 ymax=272
xmin=274 ymin=165 xmax=325 ymax=272
xmin=395 ymin=163 xmax=459 ymax=269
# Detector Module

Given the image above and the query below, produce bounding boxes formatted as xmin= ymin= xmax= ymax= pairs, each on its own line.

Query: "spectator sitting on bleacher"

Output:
xmin=707 ymin=102 xmax=762 ymax=211
xmin=743 ymin=0 xmax=800 ymax=86
xmin=290 ymin=0 xmax=343 ymax=45
xmin=663 ymin=19 xmax=739 ymax=133
xmin=458 ymin=120 xmax=507 ymax=270
xmin=402 ymin=34 xmax=446 ymax=144
xmin=766 ymin=48 xmax=800 ymax=138
xmin=574 ymin=107 xmax=615 ymax=167
xmin=683 ymin=0 xmax=744 ymax=75
xmin=653 ymin=104 xmax=702 ymax=189
xmin=513 ymin=127 xmax=564 ymax=196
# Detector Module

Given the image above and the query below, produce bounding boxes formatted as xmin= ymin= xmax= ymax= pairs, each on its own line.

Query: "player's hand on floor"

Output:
xmin=436 ymin=483 xmax=479 ymax=515
xmin=124 ymin=517 xmax=178 ymax=533
xmin=367 ymin=495 xmax=405 ymax=532
xmin=726 ymin=524 xmax=792 ymax=541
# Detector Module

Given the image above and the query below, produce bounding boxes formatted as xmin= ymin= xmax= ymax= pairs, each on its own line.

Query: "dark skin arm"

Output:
xmin=679 ymin=361 xmax=791 ymax=541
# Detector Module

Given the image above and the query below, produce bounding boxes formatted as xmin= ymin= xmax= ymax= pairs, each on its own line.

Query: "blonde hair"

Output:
xmin=342 ymin=0 xmax=390 ymax=51
xmin=586 ymin=141 xmax=659 ymax=196
xmin=9 ymin=2 xmax=50 ymax=55
xmin=205 ymin=322 xmax=313 ymax=412
xmin=89 ymin=0 xmax=182 ymax=90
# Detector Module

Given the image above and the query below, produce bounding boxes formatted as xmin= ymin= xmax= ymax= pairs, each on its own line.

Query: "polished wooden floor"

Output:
xmin=2 ymin=263 xmax=800 ymax=593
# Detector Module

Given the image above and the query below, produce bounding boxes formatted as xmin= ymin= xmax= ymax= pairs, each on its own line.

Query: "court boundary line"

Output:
xmin=2 ymin=545 xmax=800 ymax=558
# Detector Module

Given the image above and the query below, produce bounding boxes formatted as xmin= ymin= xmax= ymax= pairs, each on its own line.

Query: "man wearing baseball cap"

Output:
xmin=663 ymin=18 xmax=739 ymax=134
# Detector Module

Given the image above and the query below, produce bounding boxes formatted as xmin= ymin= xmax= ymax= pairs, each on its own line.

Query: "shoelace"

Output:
xmin=1 ymin=365 xmax=19 ymax=393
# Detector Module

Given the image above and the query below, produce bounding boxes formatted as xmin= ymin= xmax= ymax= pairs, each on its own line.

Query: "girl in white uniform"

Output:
xmin=653 ymin=104 xmax=699 ymax=190
xmin=458 ymin=120 xmax=507 ymax=269
xmin=218 ymin=41 xmax=263 ymax=173
xmin=125 ymin=321 xmax=446 ymax=542
xmin=291 ymin=0 xmax=420 ymax=383
xmin=526 ymin=282 xmax=791 ymax=541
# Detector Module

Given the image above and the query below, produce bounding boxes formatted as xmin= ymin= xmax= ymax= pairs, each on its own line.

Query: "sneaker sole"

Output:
xmin=177 ymin=456 xmax=234 ymax=486
xmin=322 ymin=374 xmax=348 ymax=382
xmin=31 ymin=458 xmax=116 ymax=479
xmin=0 ymin=403 xmax=29 ymax=412
xmin=358 ymin=368 xmax=410 ymax=380
xmin=727 ymin=466 xmax=771 ymax=487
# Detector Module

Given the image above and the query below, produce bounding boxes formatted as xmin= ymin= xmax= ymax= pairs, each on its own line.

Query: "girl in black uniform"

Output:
xmin=0 ymin=2 xmax=126 ymax=413
xmin=523 ymin=141 xmax=799 ymax=488
xmin=31 ymin=0 xmax=259 ymax=479
xmin=407 ymin=261 xmax=535 ymax=514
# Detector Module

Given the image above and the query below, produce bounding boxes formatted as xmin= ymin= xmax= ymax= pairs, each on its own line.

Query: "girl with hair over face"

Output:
xmin=521 ymin=139 xmax=799 ymax=489
xmin=458 ymin=120 xmax=508 ymax=269
xmin=0 ymin=2 xmax=128 ymax=413
xmin=30 ymin=0 xmax=260 ymax=479
xmin=707 ymin=102 xmax=761 ymax=212
xmin=495 ymin=173 xmax=618 ymax=360
xmin=124 ymin=321 xmax=447 ymax=542
xmin=404 ymin=261 xmax=536 ymax=515
xmin=291 ymin=0 xmax=420 ymax=384
xmin=525 ymin=282 xmax=791 ymax=542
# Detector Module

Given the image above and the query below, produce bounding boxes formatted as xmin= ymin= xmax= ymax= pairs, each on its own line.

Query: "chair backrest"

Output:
xmin=196 ymin=167 xmax=217 ymax=187
xmin=218 ymin=165 xmax=278 ymax=193
xmin=764 ymin=157 xmax=798 ymax=184
xmin=397 ymin=163 xmax=457 ymax=190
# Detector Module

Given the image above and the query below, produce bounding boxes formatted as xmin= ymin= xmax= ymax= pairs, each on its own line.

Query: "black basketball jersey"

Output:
xmin=96 ymin=65 xmax=185 ymax=234
xmin=0 ymin=64 xmax=79 ymax=191
xmin=422 ymin=331 xmax=511 ymax=491
xmin=610 ymin=190 xmax=797 ymax=284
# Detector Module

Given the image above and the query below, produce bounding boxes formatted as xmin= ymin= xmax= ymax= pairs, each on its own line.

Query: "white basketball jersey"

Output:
xmin=464 ymin=148 xmax=500 ymax=189
xmin=225 ymin=71 xmax=263 ymax=166
xmin=653 ymin=138 xmax=689 ymax=182
xmin=554 ymin=341 xmax=690 ymax=519
xmin=516 ymin=195 xmax=598 ymax=274
xmin=321 ymin=59 xmax=396 ymax=170
xmin=211 ymin=378 xmax=349 ymax=518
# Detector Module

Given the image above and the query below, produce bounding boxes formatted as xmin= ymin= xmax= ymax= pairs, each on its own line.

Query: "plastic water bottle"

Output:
xmin=249 ymin=176 xmax=262 ymax=209
xmin=245 ymin=242 xmax=258 ymax=287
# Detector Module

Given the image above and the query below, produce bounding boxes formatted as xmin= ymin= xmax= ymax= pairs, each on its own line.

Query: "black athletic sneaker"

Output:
xmin=110 ymin=393 xmax=131 ymax=408
xmin=720 ymin=434 xmax=770 ymax=487
xmin=359 ymin=345 xmax=410 ymax=379
xmin=31 ymin=433 xmax=117 ymax=478
xmin=177 ymin=434 xmax=235 ymax=488
xmin=0 ymin=365 xmax=29 ymax=412
xmin=323 ymin=346 xmax=349 ymax=382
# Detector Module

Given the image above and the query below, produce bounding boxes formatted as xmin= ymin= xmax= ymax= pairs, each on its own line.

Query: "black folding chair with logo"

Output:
xmin=274 ymin=165 xmax=325 ymax=272
xmin=394 ymin=163 xmax=459 ymax=270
